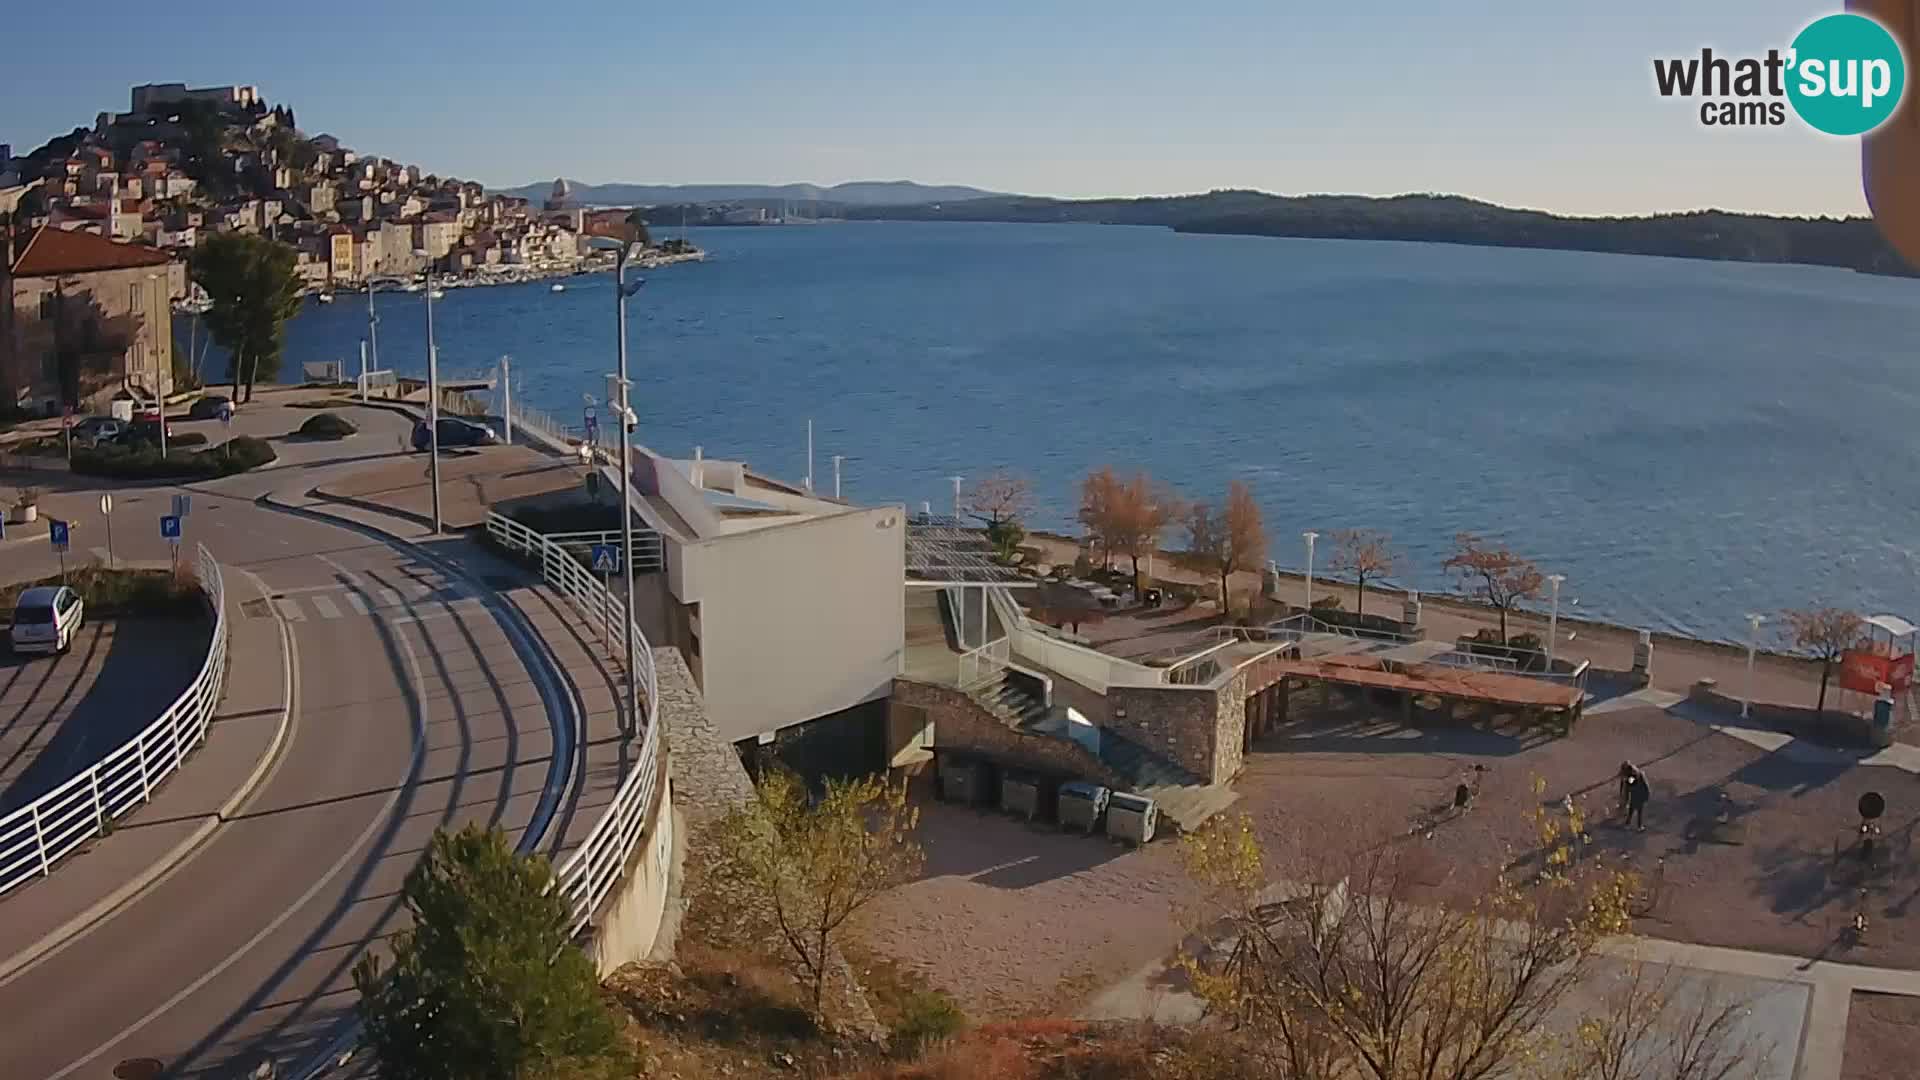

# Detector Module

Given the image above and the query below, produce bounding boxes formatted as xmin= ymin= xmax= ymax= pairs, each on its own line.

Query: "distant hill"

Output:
xmin=494 ymin=179 xmax=1007 ymax=207
xmin=834 ymin=190 xmax=1916 ymax=277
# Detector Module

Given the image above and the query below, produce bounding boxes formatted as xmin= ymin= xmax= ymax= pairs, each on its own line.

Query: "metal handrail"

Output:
xmin=485 ymin=512 xmax=662 ymax=935
xmin=0 ymin=545 xmax=227 ymax=896
xmin=542 ymin=529 xmax=666 ymax=572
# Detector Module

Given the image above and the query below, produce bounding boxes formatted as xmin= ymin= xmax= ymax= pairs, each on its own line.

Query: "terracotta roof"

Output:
xmin=10 ymin=224 xmax=172 ymax=277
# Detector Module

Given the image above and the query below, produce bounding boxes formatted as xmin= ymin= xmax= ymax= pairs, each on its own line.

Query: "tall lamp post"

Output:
xmin=424 ymin=268 xmax=442 ymax=534
xmin=1743 ymin=613 xmax=1764 ymax=719
xmin=949 ymin=475 xmax=963 ymax=521
xmin=1545 ymin=574 xmax=1566 ymax=670
xmin=612 ymin=240 xmax=645 ymax=738
xmin=1302 ymin=531 xmax=1319 ymax=612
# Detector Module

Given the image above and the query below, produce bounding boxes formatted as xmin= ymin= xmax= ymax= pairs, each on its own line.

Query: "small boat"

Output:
xmin=550 ymin=283 xmax=566 ymax=293
xmin=403 ymin=282 xmax=422 ymax=293
xmin=427 ymin=289 xmax=446 ymax=300
xmin=316 ymin=291 xmax=335 ymax=304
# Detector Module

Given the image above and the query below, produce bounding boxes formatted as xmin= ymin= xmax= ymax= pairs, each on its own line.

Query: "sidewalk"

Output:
xmin=0 ymin=568 xmax=291 ymax=982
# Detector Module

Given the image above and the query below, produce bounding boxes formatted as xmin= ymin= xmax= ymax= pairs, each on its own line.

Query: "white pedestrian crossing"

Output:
xmin=257 ymin=584 xmax=476 ymax=623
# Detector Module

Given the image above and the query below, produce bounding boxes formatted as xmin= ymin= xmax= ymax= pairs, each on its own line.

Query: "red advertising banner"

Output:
xmin=1839 ymin=649 xmax=1916 ymax=695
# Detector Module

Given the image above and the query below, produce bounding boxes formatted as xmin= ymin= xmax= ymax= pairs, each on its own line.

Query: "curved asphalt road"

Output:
xmin=0 ymin=400 xmax=571 ymax=1078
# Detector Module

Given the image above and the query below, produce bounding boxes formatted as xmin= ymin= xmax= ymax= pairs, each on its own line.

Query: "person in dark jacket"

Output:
xmin=1626 ymin=773 xmax=1650 ymax=831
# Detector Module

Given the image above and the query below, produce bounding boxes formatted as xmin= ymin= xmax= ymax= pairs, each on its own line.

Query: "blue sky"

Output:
xmin=3 ymin=1 xmax=1873 ymax=216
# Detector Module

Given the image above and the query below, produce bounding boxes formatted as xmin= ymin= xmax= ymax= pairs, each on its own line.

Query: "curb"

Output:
xmin=0 ymin=567 xmax=297 ymax=986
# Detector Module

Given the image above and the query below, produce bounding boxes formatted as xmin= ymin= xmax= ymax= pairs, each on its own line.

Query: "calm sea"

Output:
xmin=276 ymin=221 xmax=1920 ymax=643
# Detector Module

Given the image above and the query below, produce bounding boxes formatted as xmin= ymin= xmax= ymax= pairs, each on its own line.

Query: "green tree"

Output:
xmin=717 ymin=770 xmax=924 ymax=1019
xmin=189 ymin=232 xmax=303 ymax=403
xmin=352 ymin=824 xmax=628 ymax=1080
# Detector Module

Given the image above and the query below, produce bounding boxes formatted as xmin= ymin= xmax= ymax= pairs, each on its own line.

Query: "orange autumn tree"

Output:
xmin=1328 ymin=528 xmax=1397 ymax=618
xmin=1186 ymin=480 xmax=1268 ymax=619
xmin=1077 ymin=466 xmax=1121 ymax=570
xmin=1443 ymin=532 xmax=1544 ymax=642
xmin=1111 ymin=471 xmax=1183 ymax=587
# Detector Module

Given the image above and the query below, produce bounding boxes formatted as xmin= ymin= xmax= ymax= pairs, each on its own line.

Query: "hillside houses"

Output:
xmin=4 ymin=82 xmax=589 ymax=294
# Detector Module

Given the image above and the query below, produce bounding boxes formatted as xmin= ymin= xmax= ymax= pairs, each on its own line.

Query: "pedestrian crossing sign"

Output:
xmin=591 ymin=544 xmax=620 ymax=573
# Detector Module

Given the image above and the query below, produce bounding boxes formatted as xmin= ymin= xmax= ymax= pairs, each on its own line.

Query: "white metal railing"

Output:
xmin=958 ymin=636 xmax=1010 ymax=690
xmin=0 ymin=545 xmax=227 ymax=896
xmin=485 ymin=511 xmax=663 ymax=935
xmin=544 ymin=529 xmax=665 ymax=573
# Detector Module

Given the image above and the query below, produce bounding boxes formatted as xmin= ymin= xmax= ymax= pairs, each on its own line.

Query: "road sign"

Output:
xmin=48 ymin=519 xmax=69 ymax=553
xmin=590 ymin=544 xmax=621 ymax=573
xmin=99 ymin=493 xmax=113 ymax=515
xmin=160 ymin=515 xmax=182 ymax=540
xmin=172 ymin=493 xmax=192 ymax=518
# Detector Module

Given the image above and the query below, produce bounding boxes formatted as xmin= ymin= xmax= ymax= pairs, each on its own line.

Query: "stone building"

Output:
xmin=1 ymin=226 xmax=175 ymax=411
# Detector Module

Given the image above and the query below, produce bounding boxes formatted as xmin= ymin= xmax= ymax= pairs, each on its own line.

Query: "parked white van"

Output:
xmin=9 ymin=586 xmax=84 ymax=655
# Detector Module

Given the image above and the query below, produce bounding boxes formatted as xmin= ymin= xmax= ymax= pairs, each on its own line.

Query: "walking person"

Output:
xmin=1626 ymin=773 xmax=1650 ymax=832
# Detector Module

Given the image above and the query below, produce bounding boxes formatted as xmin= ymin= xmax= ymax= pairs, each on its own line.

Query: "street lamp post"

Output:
xmin=1302 ymin=531 xmax=1319 ymax=612
xmin=1744 ymin=613 xmax=1764 ymax=719
xmin=949 ymin=475 xmax=962 ymax=521
xmin=612 ymin=243 xmax=645 ymax=738
xmin=1546 ymin=574 xmax=1566 ymax=670
xmin=832 ymin=454 xmax=844 ymax=499
xmin=424 ymin=268 xmax=442 ymax=534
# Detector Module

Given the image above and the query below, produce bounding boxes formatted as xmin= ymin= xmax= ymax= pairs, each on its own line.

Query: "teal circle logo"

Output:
xmin=1787 ymin=13 xmax=1906 ymax=136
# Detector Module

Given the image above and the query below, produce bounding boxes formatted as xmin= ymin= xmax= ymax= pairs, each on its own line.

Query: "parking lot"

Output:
xmin=0 ymin=617 xmax=212 ymax=815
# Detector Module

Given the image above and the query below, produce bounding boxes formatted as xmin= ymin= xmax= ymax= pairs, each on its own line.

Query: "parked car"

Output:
xmin=412 ymin=417 xmax=498 ymax=451
xmin=9 ymin=585 xmax=84 ymax=655
xmin=68 ymin=416 xmax=126 ymax=446
xmin=116 ymin=417 xmax=173 ymax=446
xmin=187 ymin=395 xmax=233 ymax=421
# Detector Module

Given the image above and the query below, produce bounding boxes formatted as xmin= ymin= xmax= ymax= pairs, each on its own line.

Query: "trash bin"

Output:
xmin=1000 ymin=770 xmax=1042 ymax=821
xmin=937 ymin=753 xmax=993 ymax=805
xmin=1106 ymin=792 xmax=1159 ymax=845
xmin=1058 ymin=781 xmax=1110 ymax=834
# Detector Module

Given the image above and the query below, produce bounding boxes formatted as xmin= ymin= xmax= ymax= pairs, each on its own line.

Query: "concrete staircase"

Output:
xmin=967 ymin=670 xmax=1051 ymax=729
xmin=1094 ymin=732 xmax=1240 ymax=832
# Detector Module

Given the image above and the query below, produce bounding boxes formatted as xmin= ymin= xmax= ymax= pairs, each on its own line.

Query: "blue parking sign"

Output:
xmin=161 ymin=515 xmax=182 ymax=540
xmin=48 ymin=519 xmax=69 ymax=552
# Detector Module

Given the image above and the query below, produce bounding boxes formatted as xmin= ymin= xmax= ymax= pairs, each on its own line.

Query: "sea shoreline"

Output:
xmin=298 ymin=248 xmax=706 ymax=301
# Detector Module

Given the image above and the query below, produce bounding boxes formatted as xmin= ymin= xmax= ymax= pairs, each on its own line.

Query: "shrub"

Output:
xmin=1071 ymin=553 xmax=1092 ymax=578
xmin=71 ymin=435 xmax=275 ymax=480
xmin=892 ymin=990 xmax=966 ymax=1054
xmin=297 ymin=412 xmax=358 ymax=439
xmin=1 ymin=565 xmax=202 ymax=618
xmin=1310 ymin=594 xmax=1344 ymax=611
xmin=169 ymin=431 xmax=210 ymax=448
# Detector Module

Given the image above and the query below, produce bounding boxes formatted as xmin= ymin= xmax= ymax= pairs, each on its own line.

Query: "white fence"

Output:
xmin=0 ymin=545 xmax=227 ymax=896
xmin=958 ymin=637 xmax=1010 ymax=690
xmin=543 ymin=529 xmax=665 ymax=573
xmin=485 ymin=512 xmax=664 ymax=936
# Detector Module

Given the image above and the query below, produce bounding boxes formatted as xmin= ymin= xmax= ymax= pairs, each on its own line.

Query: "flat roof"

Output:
xmin=905 ymin=514 xmax=1033 ymax=586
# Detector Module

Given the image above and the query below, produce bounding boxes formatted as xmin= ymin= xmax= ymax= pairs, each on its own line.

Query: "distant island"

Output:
xmin=836 ymin=191 xmax=1916 ymax=277
xmin=525 ymin=179 xmax=1911 ymax=277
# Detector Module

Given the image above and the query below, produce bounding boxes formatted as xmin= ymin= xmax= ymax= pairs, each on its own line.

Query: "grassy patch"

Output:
xmin=1 ymin=564 xmax=204 ymax=618
xmin=842 ymin=942 xmax=967 ymax=1055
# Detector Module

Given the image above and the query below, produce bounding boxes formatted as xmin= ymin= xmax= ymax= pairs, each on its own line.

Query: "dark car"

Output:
xmin=412 ymin=417 xmax=498 ymax=451
xmin=187 ymin=395 xmax=233 ymax=421
xmin=116 ymin=417 xmax=173 ymax=446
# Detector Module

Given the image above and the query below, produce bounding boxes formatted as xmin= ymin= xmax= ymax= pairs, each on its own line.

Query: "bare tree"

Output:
xmin=1443 ymin=532 xmax=1545 ymax=641
xmin=1328 ymin=528 xmax=1397 ymax=618
xmin=1781 ymin=607 xmax=1866 ymax=718
xmin=1571 ymin=961 xmax=1774 ymax=1080
xmin=1178 ymin=809 xmax=1762 ymax=1080
xmin=1187 ymin=480 xmax=1267 ymax=619
xmin=965 ymin=469 xmax=1034 ymax=562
